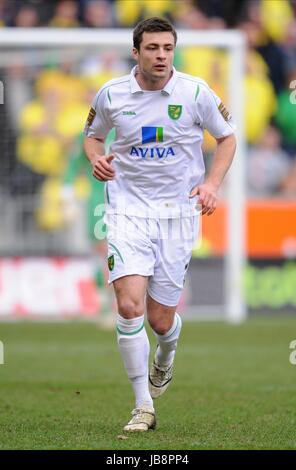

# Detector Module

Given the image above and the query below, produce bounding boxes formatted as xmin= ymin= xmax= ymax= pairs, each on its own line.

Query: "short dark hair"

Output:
xmin=133 ymin=17 xmax=177 ymax=51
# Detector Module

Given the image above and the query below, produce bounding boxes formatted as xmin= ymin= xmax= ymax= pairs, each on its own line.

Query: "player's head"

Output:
xmin=132 ymin=17 xmax=177 ymax=82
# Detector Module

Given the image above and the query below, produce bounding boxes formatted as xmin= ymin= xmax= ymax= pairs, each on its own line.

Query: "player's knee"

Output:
xmin=148 ymin=318 xmax=170 ymax=336
xmin=117 ymin=297 xmax=144 ymax=318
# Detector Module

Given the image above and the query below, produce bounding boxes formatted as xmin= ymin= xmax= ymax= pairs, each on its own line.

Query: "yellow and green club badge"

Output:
xmin=168 ymin=104 xmax=182 ymax=120
xmin=108 ymin=255 xmax=114 ymax=271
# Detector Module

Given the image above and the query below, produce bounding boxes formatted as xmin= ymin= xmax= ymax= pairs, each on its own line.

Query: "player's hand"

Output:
xmin=92 ymin=155 xmax=115 ymax=181
xmin=189 ymin=182 xmax=218 ymax=216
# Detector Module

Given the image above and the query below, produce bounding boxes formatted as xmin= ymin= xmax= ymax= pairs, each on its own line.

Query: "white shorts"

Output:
xmin=106 ymin=213 xmax=199 ymax=307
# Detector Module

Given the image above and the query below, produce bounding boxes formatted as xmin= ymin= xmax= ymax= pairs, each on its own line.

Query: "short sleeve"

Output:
xmin=83 ymin=87 xmax=113 ymax=139
xmin=197 ymin=84 xmax=236 ymax=138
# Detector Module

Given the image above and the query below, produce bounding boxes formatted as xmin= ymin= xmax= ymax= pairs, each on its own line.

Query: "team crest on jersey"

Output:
xmin=108 ymin=255 xmax=114 ymax=271
xmin=168 ymin=105 xmax=182 ymax=120
xmin=218 ymin=102 xmax=231 ymax=121
xmin=86 ymin=107 xmax=96 ymax=126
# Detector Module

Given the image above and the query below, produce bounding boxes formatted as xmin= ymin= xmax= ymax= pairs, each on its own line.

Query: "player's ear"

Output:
xmin=132 ymin=47 xmax=139 ymax=61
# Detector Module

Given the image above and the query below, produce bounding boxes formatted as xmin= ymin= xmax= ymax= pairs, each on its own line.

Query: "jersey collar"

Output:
xmin=130 ymin=66 xmax=177 ymax=95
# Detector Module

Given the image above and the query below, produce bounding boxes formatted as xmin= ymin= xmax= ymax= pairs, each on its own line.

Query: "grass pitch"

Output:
xmin=0 ymin=317 xmax=296 ymax=450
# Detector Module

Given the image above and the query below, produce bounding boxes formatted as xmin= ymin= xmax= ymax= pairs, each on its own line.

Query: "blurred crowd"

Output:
xmin=0 ymin=0 xmax=278 ymax=29
xmin=1 ymin=0 xmax=296 ymax=233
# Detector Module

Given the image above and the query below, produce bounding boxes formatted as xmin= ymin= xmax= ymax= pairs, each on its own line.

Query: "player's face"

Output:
xmin=133 ymin=32 xmax=175 ymax=82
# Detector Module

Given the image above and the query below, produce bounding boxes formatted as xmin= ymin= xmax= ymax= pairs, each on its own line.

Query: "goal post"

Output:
xmin=0 ymin=27 xmax=247 ymax=323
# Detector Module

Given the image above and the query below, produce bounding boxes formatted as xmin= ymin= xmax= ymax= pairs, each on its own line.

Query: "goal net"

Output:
xmin=0 ymin=28 xmax=246 ymax=322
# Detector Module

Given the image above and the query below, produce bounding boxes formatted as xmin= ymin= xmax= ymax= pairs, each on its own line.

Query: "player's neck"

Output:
xmin=135 ymin=69 xmax=173 ymax=91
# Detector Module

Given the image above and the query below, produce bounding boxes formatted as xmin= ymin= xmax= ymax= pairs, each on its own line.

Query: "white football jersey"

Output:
xmin=84 ymin=66 xmax=236 ymax=218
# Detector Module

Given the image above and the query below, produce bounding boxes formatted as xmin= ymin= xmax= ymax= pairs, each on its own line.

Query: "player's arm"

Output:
xmin=190 ymin=134 xmax=236 ymax=215
xmin=84 ymin=136 xmax=115 ymax=181
xmin=191 ymin=84 xmax=237 ymax=215
xmin=83 ymin=87 xmax=115 ymax=181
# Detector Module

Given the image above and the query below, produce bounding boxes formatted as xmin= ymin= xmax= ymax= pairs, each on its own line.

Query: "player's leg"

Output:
xmin=113 ymin=275 xmax=156 ymax=431
xmin=106 ymin=214 xmax=157 ymax=430
xmin=147 ymin=295 xmax=180 ymax=364
xmin=146 ymin=216 xmax=197 ymax=398
xmin=146 ymin=295 xmax=182 ymax=398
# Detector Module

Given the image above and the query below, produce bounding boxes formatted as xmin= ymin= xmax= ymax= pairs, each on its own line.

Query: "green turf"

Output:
xmin=0 ymin=317 xmax=296 ymax=450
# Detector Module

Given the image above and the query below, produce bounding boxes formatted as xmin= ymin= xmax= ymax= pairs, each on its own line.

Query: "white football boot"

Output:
xmin=123 ymin=406 xmax=156 ymax=432
xmin=149 ymin=348 xmax=174 ymax=399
